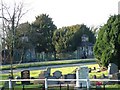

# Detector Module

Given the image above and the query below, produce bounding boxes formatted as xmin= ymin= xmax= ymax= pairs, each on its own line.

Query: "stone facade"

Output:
xmin=77 ymin=34 xmax=94 ymax=59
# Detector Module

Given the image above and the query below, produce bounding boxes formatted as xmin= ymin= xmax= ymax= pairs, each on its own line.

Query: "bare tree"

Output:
xmin=0 ymin=0 xmax=29 ymax=78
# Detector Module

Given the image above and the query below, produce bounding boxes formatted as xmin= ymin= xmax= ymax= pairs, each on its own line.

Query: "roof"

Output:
xmin=79 ymin=41 xmax=94 ymax=47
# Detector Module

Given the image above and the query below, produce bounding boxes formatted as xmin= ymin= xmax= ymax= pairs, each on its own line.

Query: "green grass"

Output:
xmin=1 ymin=59 xmax=95 ymax=70
xmin=13 ymin=64 xmax=106 ymax=79
xmin=1 ymin=63 xmax=119 ymax=89
xmin=14 ymin=84 xmax=43 ymax=88
xmin=105 ymin=84 xmax=120 ymax=89
xmin=13 ymin=84 xmax=74 ymax=90
xmin=1 ymin=64 xmax=107 ymax=80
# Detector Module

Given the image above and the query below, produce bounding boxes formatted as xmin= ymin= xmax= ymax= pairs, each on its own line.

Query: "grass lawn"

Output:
xmin=1 ymin=64 xmax=107 ymax=80
xmin=1 ymin=63 xmax=120 ymax=89
xmin=105 ymin=84 xmax=120 ymax=89
xmin=31 ymin=64 xmax=108 ymax=79
xmin=1 ymin=59 xmax=95 ymax=70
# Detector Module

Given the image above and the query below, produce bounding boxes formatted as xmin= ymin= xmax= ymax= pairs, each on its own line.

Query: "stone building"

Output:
xmin=77 ymin=34 xmax=94 ymax=59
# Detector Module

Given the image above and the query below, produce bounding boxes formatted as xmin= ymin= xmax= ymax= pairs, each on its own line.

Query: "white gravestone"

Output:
xmin=76 ymin=66 xmax=90 ymax=88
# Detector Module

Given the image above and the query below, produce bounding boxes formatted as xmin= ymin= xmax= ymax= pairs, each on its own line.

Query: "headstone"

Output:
xmin=39 ymin=71 xmax=45 ymax=79
xmin=46 ymin=67 xmax=51 ymax=76
xmin=93 ymin=67 xmax=96 ymax=70
xmin=93 ymin=75 xmax=97 ymax=79
xmin=108 ymin=63 xmax=118 ymax=76
xmin=21 ymin=70 xmax=30 ymax=85
xmin=109 ymin=73 xmax=120 ymax=84
xmin=65 ymin=74 xmax=76 ymax=79
xmin=76 ymin=66 xmax=90 ymax=88
xmin=43 ymin=68 xmax=51 ymax=78
xmin=53 ymin=70 xmax=62 ymax=79
xmin=64 ymin=74 xmax=76 ymax=84
xmin=44 ymin=71 xmax=49 ymax=78
xmin=89 ymin=68 xmax=91 ymax=73
xmin=37 ymin=71 xmax=45 ymax=84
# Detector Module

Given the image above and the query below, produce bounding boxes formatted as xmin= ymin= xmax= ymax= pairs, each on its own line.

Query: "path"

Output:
xmin=1 ymin=62 xmax=96 ymax=74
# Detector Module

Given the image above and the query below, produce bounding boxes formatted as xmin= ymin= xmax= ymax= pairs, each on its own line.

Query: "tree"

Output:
xmin=15 ymin=22 xmax=32 ymax=49
xmin=0 ymin=0 xmax=28 ymax=78
xmin=94 ymin=15 xmax=120 ymax=69
xmin=14 ymin=22 xmax=33 ymax=62
xmin=31 ymin=14 xmax=57 ymax=53
xmin=53 ymin=24 xmax=95 ymax=53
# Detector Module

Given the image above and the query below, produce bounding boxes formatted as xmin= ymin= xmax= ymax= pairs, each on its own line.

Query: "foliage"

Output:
xmin=94 ymin=15 xmax=120 ymax=69
xmin=15 ymin=22 xmax=32 ymax=50
xmin=53 ymin=24 xmax=95 ymax=53
xmin=31 ymin=14 xmax=57 ymax=53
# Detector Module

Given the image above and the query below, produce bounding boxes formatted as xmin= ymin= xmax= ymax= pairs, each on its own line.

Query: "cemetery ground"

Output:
xmin=1 ymin=59 xmax=95 ymax=70
xmin=1 ymin=63 xmax=120 ymax=89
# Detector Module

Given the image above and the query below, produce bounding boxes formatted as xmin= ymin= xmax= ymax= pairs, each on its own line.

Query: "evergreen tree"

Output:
xmin=31 ymin=14 xmax=57 ymax=53
xmin=53 ymin=24 xmax=95 ymax=53
xmin=94 ymin=15 xmax=120 ymax=69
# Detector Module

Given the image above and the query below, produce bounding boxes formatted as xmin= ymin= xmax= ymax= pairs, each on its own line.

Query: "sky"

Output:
xmin=1 ymin=0 xmax=120 ymax=28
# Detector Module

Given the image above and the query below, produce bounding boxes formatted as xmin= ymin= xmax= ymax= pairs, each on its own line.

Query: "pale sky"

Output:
xmin=1 ymin=0 xmax=120 ymax=28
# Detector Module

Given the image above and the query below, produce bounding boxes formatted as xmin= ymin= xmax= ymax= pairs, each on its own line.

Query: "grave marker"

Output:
xmin=53 ymin=70 xmax=62 ymax=79
xmin=108 ymin=63 xmax=118 ymax=76
xmin=21 ymin=70 xmax=30 ymax=85
xmin=76 ymin=66 xmax=90 ymax=88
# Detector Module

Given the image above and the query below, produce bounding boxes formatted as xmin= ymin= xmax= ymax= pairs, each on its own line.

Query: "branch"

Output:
xmin=15 ymin=2 xmax=23 ymax=28
xmin=15 ymin=3 xmax=29 ymax=28
xmin=0 ymin=16 xmax=9 ymax=21
xmin=2 ymin=4 xmax=12 ymax=20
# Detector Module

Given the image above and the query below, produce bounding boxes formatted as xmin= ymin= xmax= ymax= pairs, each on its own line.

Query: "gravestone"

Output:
xmin=76 ymin=66 xmax=90 ymax=88
xmin=44 ymin=67 xmax=51 ymax=78
xmin=93 ymin=67 xmax=96 ymax=70
xmin=39 ymin=71 xmax=45 ymax=79
xmin=108 ymin=63 xmax=118 ymax=76
xmin=37 ymin=71 xmax=45 ymax=84
xmin=65 ymin=74 xmax=76 ymax=79
xmin=64 ymin=74 xmax=76 ymax=84
xmin=93 ymin=75 xmax=97 ymax=79
xmin=109 ymin=73 xmax=120 ymax=84
xmin=46 ymin=67 xmax=51 ymax=75
xmin=89 ymin=68 xmax=91 ymax=73
xmin=21 ymin=70 xmax=30 ymax=84
xmin=53 ymin=70 xmax=62 ymax=79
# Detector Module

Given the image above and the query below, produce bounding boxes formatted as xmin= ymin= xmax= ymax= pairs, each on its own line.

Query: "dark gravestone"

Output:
xmin=89 ymin=68 xmax=91 ymax=73
xmin=93 ymin=67 xmax=96 ymax=70
xmin=21 ymin=70 xmax=30 ymax=85
xmin=108 ymin=63 xmax=118 ymax=76
xmin=93 ymin=75 xmax=97 ymax=79
xmin=118 ymin=73 xmax=120 ymax=84
xmin=65 ymin=74 xmax=76 ymax=84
